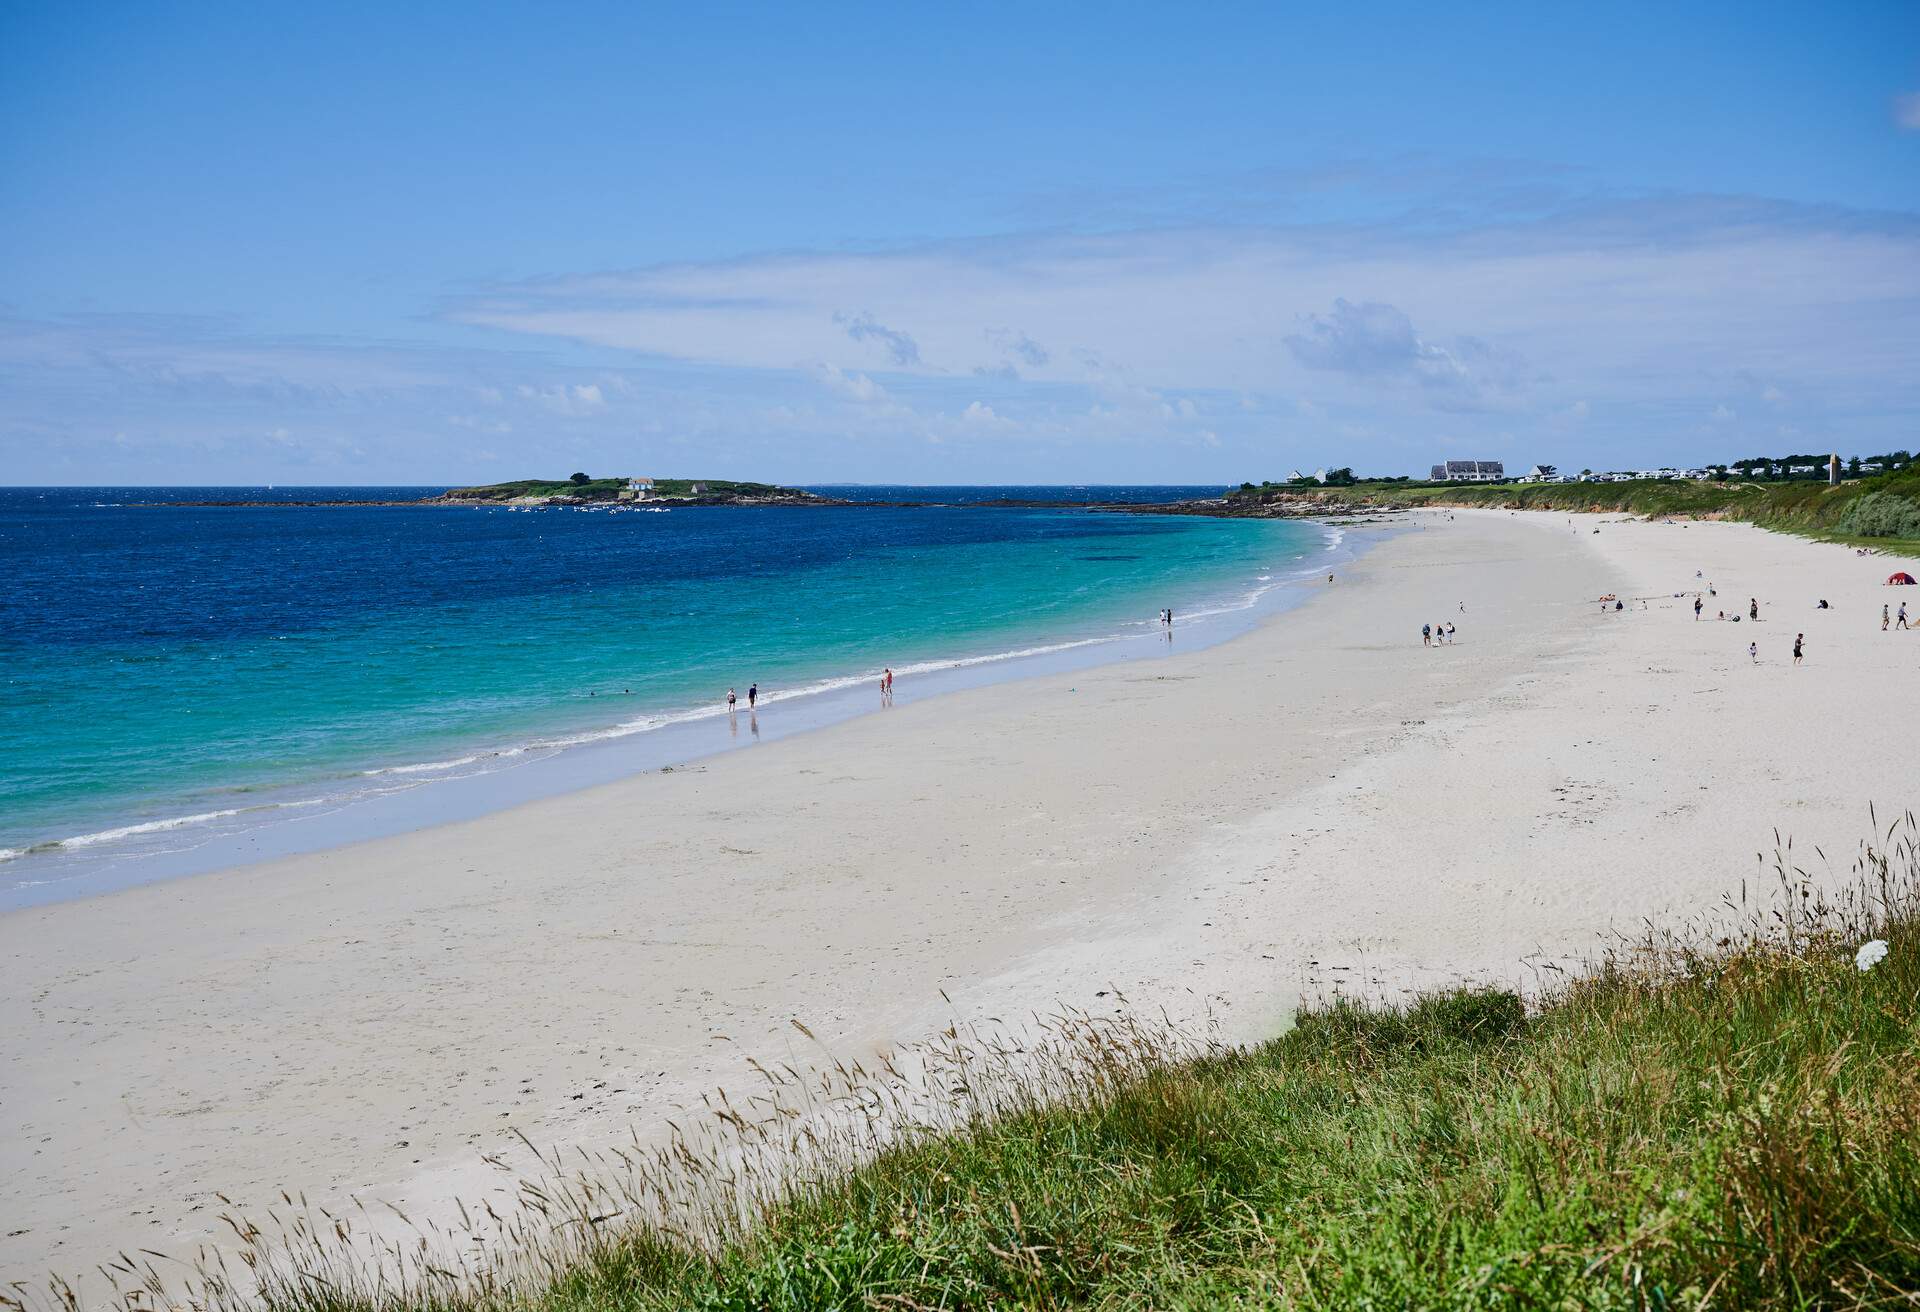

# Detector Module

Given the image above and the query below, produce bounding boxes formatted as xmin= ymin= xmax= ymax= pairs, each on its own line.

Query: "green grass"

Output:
xmin=40 ymin=820 xmax=1920 ymax=1312
xmin=1242 ymin=468 xmax=1920 ymax=547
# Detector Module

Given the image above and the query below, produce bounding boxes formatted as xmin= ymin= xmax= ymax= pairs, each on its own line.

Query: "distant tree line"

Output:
xmin=1727 ymin=450 xmax=1913 ymax=480
xmin=1237 ymin=468 xmax=1409 ymax=493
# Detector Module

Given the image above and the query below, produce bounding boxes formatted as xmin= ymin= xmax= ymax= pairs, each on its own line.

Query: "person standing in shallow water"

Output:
xmin=747 ymin=683 xmax=757 ymax=709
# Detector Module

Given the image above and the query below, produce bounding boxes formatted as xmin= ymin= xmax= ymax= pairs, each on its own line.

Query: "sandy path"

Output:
xmin=3 ymin=510 xmax=1916 ymax=1291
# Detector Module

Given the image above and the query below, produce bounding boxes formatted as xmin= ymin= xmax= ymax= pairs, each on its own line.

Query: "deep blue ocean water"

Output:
xmin=0 ymin=486 xmax=1332 ymax=901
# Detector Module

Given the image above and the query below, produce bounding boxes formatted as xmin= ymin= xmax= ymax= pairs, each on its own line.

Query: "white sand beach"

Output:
xmin=5 ymin=510 xmax=1918 ymax=1287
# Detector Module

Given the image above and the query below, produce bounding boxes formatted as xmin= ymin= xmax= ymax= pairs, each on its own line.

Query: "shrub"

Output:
xmin=1836 ymin=490 xmax=1920 ymax=539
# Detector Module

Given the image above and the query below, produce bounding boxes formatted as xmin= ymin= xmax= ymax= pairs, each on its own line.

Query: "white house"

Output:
xmin=622 ymin=477 xmax=656 ymax=501
xmin=1429 ymin=459 xmax=1506 ymax=482
xmin=1519 ymin=464 xmax=1559 ymax=483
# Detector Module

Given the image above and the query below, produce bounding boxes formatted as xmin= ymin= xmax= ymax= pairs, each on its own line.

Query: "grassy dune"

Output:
xmin=1253 ymin=468 xmax=1920 ymax=547
xmin=60 ymin=818 xmax=1911 ymax=1312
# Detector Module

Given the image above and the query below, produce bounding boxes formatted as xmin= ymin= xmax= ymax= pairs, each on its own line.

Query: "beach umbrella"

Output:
xmin=1888 ymin=572 xmax=1917 ymax=586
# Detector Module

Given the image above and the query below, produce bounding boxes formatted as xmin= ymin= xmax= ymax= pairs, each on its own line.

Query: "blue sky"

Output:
xmin=2 ymin=2 xmax=1917 ymax=484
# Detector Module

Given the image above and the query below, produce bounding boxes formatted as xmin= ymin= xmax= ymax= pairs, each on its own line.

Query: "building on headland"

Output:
xmin=1518 ymin=464 xmax=1559 ymax=483
xmin=1429 ymin=460 xmax=1505 ymax=482
xmin=619 ymin=477 xmax=656 ymax=501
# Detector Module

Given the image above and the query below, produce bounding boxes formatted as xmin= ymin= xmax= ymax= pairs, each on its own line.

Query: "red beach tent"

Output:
xmin=1889 ymin=572 xmax=1917 ymax=585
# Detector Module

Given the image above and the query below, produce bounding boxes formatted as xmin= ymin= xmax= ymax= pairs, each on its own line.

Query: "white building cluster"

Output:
xmin=1433 ymin=462 xmax=1723 ymax=485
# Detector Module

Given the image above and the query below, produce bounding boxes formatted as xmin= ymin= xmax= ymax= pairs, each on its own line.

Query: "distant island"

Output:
xmin=437 ymin=475 xmax=836 ymax=506
xmin=140 ymin=476 xmax=842 ymax=509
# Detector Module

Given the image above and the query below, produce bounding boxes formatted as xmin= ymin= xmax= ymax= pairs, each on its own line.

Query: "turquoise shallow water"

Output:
xmin=0 ymin=486 xmax=1331 ymax=898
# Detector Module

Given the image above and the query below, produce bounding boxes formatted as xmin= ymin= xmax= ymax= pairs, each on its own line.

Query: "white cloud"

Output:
xmin=1760 ymin=384 xmax=1785 ymax=406
xmin=815 ymin=363 xmax=887 ymax=404
xmin=1711 ymin=403 xmax=1736 ymax=423
xmin=515 ymin=382 xmax=607 ymax=416
xmin=448 ymin=414 xmax=513 ymax=433
xmin=447 ymin=197 xmax=1920 ymax=439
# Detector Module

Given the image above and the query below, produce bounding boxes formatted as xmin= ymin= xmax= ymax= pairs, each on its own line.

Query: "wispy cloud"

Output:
xmin=446 ymin=194 xmax=1920 ymax=428
xmin=1284 ymin=298 xmax=1519 ymax=397
xmin=6 ymin=179 xmax=1919 ymax=482
xmin=835 ymin=311 xmax=921 ymax=366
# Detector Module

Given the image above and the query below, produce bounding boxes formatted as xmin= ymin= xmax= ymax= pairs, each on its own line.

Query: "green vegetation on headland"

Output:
xmin=1221 ymin=466 xmax=1920 ymax=545
xmin=128 ymin=822 xmax=1918 ymax=1312
xmin=437 ymin=477 xmax=827 ymax=505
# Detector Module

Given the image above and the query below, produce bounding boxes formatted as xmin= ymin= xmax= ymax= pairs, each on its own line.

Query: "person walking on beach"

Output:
xmin=1793 ymin=633 xmax=1805 ymax=666
xmin=1446 ymin=621 xmax=1457 ymax=643
xmin=747 ymin=682 xmax=758 ymax=709
xmin=1422 ymin=622 xmax=1432 ymax=647
xmin=1899 ymin=603 xmax=1910 ymax=631
xmin=1694 ymin=596 xmax=1703 ymax=620
xmin=1749 ymin=597 xmax=1759 ymax=621
xmin=1749 ymin=641 xmax=1758 ymax=664
xmin=727 ymin=687 xmax=737 ymax=711
xmin=1884 ymin=605 xmax=1891 ymax=631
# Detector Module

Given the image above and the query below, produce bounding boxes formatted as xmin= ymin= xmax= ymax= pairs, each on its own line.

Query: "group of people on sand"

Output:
xmin=724 ymin=683 xmax=759 ymax=712
xmin=1886 ymin=603 xmax=1911 ymax=631
xmin=1421 ymin=620 xmax=1457 ymax=646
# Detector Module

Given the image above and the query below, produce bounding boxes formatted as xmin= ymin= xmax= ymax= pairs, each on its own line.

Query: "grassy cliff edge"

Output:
xmin=1221 ymin=467 xmax=1920 ymax=548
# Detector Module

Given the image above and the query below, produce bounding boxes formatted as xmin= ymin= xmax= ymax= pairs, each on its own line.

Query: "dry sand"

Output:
xmin=4 ymin=509 xmax=1917 ymax=1289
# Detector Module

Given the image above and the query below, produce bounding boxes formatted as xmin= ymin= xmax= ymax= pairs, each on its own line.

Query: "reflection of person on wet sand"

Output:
xmin=749 ymin=711 xmax=760 ymax=739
